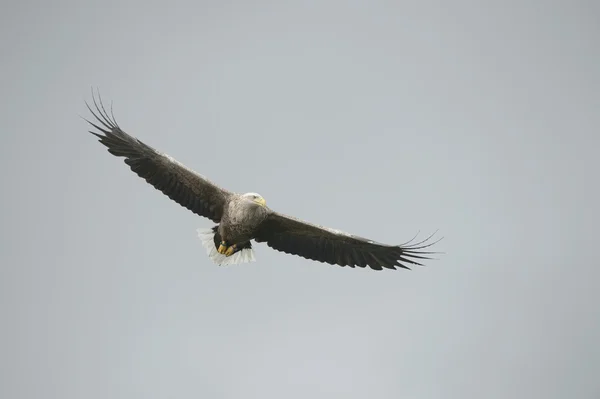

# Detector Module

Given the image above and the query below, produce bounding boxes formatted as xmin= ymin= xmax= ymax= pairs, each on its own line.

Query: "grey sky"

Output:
xmin=1 ymin=0 xmax=599 ymax=398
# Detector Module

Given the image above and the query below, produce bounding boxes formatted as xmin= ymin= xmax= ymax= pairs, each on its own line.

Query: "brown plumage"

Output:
xmin=84 ymin=91 xmax=442 ymax=271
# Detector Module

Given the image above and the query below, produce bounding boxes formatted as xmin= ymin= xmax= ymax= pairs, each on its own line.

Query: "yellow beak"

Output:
xmin=253 ymin=197 xmax=266 ymax=207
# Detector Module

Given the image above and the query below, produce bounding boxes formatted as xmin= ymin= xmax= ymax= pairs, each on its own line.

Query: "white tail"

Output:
xmin=196 ymin=228 xmax=256 ymax=266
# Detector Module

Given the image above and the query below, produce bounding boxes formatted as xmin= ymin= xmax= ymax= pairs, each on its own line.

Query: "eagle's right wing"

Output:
xmin=254 ymin=211 xmax=441 ymax=271
xmin=84 ymin=93 xmax=232 ymax=223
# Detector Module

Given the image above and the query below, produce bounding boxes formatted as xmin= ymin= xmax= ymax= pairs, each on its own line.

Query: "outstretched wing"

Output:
xmin=254 ymin=212 xmax=441 ymax=271
xmin=84 ymin=93 xmax=232 ymax=223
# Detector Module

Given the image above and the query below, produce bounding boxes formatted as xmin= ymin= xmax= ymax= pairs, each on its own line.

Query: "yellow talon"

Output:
xmin=224 ymin=244 xmax=237 ymax=257
xmin=218 ymin=241 xmax=227 ymax=254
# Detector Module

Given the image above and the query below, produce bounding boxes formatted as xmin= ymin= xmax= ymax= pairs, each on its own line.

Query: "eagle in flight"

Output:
xmin=83 ymin=92 xmax=441 ymax=271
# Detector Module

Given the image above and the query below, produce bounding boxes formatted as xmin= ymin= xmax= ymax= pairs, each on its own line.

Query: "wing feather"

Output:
xmin=83 ymin=91 xmax=232 ymax=223
xmin=255 ymin=212 xmax=441 ymax=271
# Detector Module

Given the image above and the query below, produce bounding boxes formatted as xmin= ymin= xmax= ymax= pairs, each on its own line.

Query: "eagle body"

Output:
xmin=83 ymin=93 xmax=441 ymax=271
xmin=199 ymin=193 xmax=271 ymax=265
xmin=220 ymin=194 xmax=270 ymax=244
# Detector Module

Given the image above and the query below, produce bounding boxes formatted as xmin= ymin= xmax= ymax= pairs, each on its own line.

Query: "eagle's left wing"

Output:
xmin=83 ymin=93 xmax=233 ymax=223
xmin=254 ymin=212 xmax=441 ymax=271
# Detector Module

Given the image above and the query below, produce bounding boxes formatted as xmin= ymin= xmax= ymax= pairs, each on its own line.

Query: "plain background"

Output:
xmin=1 ymin=0 xmax=599 ymax=398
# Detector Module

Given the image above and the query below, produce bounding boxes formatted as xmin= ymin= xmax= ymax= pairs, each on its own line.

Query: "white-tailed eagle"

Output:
xmin=83 ymin=92 xmax=441 ymax=271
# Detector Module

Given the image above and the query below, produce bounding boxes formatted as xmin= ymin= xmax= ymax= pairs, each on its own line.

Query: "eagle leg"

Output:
xmin=217 ymin=241 xmax=228 ymax=254
xmin=224 ymin=244 xmax=238 ymax=257
xmin=217 ymin=240 xmax=238 ymax=256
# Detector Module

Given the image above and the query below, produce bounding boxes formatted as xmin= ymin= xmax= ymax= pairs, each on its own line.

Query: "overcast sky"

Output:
xmin=1 ymin=0 xmax=599 ymax=398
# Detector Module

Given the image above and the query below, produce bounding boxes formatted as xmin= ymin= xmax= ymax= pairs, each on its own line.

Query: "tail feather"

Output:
xmin=197 ymin=227 xmax=256 ymax=266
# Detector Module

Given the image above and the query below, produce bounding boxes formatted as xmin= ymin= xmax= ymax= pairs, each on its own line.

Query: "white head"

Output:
xmin=242 ymin=192 xmax=267 ymax=207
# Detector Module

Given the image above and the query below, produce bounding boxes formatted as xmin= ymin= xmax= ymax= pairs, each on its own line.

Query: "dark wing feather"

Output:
xmin=83 ymin=92 xmax=232 ymax=223
xmin=254 ymin=212 xmax=441 ymax=271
